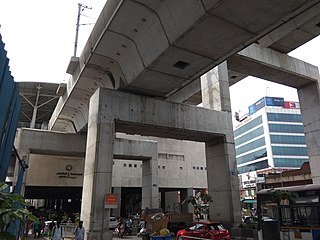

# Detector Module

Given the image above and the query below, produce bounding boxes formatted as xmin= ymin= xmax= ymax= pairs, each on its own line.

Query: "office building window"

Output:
xmin=274 ymin=158 xmax=308 ymax=168
xmin=270 ymin=135 xmax=306 ymax=144
xmin=269 ymin=124 xmax=304 ymax=133
xmin=272 ymin=146 xmax=308 ymax=156
xmin=234 ymin=116 xmax=263 ymax=137
xmin=267 ymin=113 xmax=302 ymax=122
xmin=237 ymin=160 xmax=269 ymax=174
xmin=237 ymin=148 xmax=267 ymax=165
xmin=236 ymin=137 xmax=265 ymax=155
xmin=235 ymin=126 xmax=264 ymax=145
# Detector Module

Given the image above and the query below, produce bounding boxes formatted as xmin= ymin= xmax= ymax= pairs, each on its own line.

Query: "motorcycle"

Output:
xmin=124 ymin=225 xmax=132 ymax=235
xmin=115 ymin=222 xmax=125 ymax=238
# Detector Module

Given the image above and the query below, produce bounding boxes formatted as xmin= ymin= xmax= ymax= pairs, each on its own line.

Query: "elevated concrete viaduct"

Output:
xmin=25 ymin=0 xmax=320 ymax=239
xmin=49 ymin=0 xmax=320 ymax=132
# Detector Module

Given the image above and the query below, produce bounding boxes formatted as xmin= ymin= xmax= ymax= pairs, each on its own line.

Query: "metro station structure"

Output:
xmin=6 ymin=1 xmax=320 ymax=239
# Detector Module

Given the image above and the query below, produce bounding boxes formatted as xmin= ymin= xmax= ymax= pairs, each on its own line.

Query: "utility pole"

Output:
xmin=74 ymin=3 xmax=92 ymax=57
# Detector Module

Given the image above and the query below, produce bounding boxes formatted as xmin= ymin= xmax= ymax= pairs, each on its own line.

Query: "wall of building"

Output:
xmin=22 ymin=130 xmax=207 ymax=191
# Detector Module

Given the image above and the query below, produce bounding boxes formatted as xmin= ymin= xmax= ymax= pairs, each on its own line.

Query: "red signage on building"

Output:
xmin=284 ymin=101 xmax=300 ymax=109
xmin=105 ymin=194 xmax=118 ymax=209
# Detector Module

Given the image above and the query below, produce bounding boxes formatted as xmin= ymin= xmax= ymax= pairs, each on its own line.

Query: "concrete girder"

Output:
xmin=258 ymin=2 xmax=320 ymax=53
xmin=94 ymin=88 xmax=233 ymax=142
xmin=165 ymin=43 xmax=319 ymax=104
xmin=166 ymin=70 xmax=247 ymax=105
xmin=227 ymin=43 xmax=319 ymax=88
xmin=54 ymin=119 xmax=76 ymax=133
xmin=49 ymin=0 xmax=319 ymax=132
xmin=60 ymin=103 xmax=88 ymax=132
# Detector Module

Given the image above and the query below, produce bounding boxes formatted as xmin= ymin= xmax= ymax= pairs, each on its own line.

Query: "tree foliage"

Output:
xmin=182 ymin=190 xmax=213 ymax=220
xmin=267 ymin=189 xmax=297 ymax=205
xmin=0 ymin=182 xmax=38 ymax=240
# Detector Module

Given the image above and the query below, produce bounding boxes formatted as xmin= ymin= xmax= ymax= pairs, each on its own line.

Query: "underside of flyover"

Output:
xmin=49 ymin=0 xmax=320 ymax=133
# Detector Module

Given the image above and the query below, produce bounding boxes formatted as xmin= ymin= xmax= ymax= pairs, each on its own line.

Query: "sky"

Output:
xmin=0 ymin=1 xmax=319 ymax=119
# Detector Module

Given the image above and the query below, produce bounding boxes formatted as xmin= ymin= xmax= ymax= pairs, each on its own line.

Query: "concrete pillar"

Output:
xmin=180 ymin=188 xmax=194 ymax=214
xmin=201 ymin=62 xmax=241 ymax=224
xmin=13 ymin=129 xmax=31 ymax=195
xmin=201 ymin=61 xmax=231 ymax=112
xmin=298 ymin=80 xmax=320 ymax=183
xmin=205 ymin=139 xmax=241 ymax=223
xmin=142 ymin=150 xmax=159 ymax=208
xmin=81 ymin=92 xmax=115 ymax=239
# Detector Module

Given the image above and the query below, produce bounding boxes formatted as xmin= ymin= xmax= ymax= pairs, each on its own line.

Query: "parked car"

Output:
xmin=109 ymin=216 xmax=118 ymax=229
xmin=176 ymin=221 xmax=230 ymax=240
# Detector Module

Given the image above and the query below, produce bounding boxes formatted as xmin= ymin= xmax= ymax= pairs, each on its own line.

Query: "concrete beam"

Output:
xmin=95 ymin=88 xmax=233 ymax=142
xmin=228 ymin=43 xmax=319 ymax=88
xmin=258 ymin=2 xmax=320 ymax=53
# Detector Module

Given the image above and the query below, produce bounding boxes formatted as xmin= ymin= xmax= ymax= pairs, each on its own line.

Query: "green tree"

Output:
xmin=61 ymin=212 xmax=69 ymax=223
xmin=73 ymin=212 xmax=80 ymax=223
xmin=267 ymin=189 xmax=297 ymax=205
xmin=0 ymin=182 xmax=37 ymax=240
xmin=182 ymin=190 xmax=213 ymax=220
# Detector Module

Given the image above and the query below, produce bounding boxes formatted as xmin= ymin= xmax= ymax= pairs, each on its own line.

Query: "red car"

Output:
xmin=176 ymin=221 xmax=230 ymax=240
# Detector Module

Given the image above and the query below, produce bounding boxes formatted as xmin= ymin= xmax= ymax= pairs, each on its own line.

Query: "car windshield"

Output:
xmin=187 ymin=223 xmax=206 ymax=231
xmin=208 ymin=223 xmax=225 ymax=231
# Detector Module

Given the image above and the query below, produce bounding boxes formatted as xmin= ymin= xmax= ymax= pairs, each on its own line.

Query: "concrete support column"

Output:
xmin=201 ymin=62 xmax=241 ymax=224
xmin=180 ymin=188 xmax=194 ymax=214
xmin=298 ymin=80 xmax=320 ymax=183
xmin=142 ymin=147 xmax=159 ymax=208
xmin=81 ymin=92 xmax=115 ymax=239
xmin=205 ymin=140 xmax=241 ymax=223
xmin=201 ymin=61 xmax=231 ymax=112
xmin=13 ymin=129 xmax=30 ymax=195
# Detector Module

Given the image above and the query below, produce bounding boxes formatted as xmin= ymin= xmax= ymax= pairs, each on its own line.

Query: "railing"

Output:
xmin=61 ymin=224 xmax=77 ymax=239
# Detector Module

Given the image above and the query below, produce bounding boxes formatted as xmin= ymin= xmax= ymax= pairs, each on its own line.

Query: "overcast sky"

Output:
xmin=1 ymin=1 xmax=319 ymax=118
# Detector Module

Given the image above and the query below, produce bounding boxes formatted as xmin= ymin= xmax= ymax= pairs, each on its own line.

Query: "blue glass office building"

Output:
xmin=235 ymin=96 xmax=309 ymax=175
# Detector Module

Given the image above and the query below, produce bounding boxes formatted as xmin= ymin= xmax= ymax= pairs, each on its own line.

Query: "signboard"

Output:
xmin=105 ymin=194 xmax=118 ymax=209
xmin=284 ymin=101 xmax=300 ymax=109
xmin=256 ymin=176 xmax=265 ymax=183
xmin=248 ymin=97 xmax=285 ymax=115
xmin=265 ymin=97 xmax=284 ymax=107
xmin=249 ymin=97 xmax=265 ymax=115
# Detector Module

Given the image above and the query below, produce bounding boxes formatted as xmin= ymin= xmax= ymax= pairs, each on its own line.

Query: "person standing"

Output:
xmin=74 ymin=220 xmax=85 ymax=240
xmin=51 ymin=221 xmax=64 ymax=240
xmin=33 ymin=220 xmax=39 ymax=238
